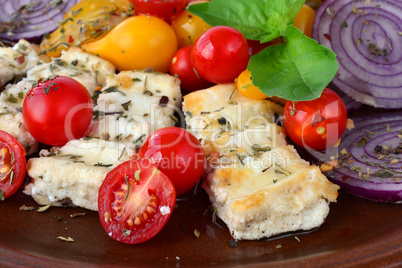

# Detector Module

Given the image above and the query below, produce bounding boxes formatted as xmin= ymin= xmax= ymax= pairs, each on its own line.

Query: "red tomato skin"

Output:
xmin=247 ymin=39 xmax=270 ymax=56
xmin=191 ymin=26 xmax=249 ymax=84
xmin=0 ymin=130 xmax=26 ymax=198
xmin=282 ymin=88 xmax=347 ymax=151
xmin=138 ymin=127 xmax=205 ymax=196
xmin=98 ymin=157 xmax=176 ymax=244
xmin=22 ymin=76 xmax=93 ymax=146
xmin=129 ymin=0 xmax=188 ymax=23
xmin=169 ymin=46 xmax=214 ymax=92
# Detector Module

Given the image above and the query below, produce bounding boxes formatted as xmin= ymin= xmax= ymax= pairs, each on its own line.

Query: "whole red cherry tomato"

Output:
xmin=191 ymin=26 xmax=249 ymax=84
xmin=0 ymin=131 xmax=26 ymax=199
xmin=129 ymin=0 xmax=188 ymax=23
xmin=98 ymin=157 xmax=176 ymax=244
xmin=170 ymin=46 xmax=214 ymax=92
xmin=22 ymin=76 xmax=93 ymax=146
xmin=282 ymin=88 xmax=347 ymax=151
xmin=138 ymin=127 xmax=205 ymax=196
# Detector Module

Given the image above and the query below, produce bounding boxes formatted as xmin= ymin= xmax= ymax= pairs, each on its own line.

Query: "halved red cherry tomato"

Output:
xmin=98 ymin=157 xmax=176 ymax=244
xmin=191 ymin=26 xmax=249 ymax=84
xmin=0 ymin=130 xmax=27 ymax=200
xmin=129 ymin=0 xmax=188 ymax=23
xmin=170 ymin=46 xmax=214 ymax=92
xmin=138 ymin=127 xmax=205 ymax=196
xmin=22 ymin=76 xmax=93 ymax=146
xmin=282 ymin=88 xmax=347 ymax=151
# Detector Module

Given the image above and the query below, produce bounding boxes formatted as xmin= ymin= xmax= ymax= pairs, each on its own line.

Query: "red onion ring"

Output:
xmin=312 ymin=0 xmax=402 ymax=109
xmin=0 ymin=0 xmax=81 ymax=41
xmin=324 ymin=112 xmax=402 ymax=203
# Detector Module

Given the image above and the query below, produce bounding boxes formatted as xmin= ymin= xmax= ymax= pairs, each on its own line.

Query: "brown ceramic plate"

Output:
xmin=0 ymin=179 xmax=401 ymax=267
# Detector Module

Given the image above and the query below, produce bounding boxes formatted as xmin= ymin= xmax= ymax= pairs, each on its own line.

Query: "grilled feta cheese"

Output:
xmin=0 ymin=46 xmax=116 ymax=154
xmin=24 ymin=70 xmax=182 ymax=211
xmin=27 ymin=46 xmax=115 ymax=94
xmin=183 ymin=84 xmax=339 ymax=240
xmin=24 ymin=138 xmax=136 ymax=211
xmin=88 ymin=70 xmax=182 ymax=145
xmin=0 ymin=80 xmax=37 ymax=154
xmin=0 ymin=39 xmax=40 ymax=86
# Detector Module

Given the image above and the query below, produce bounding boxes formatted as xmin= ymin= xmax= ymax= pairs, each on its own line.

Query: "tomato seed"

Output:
xmin=0 ymin=147 xmax=9 ymax=157
xmin=143 ymin=212 xmax=148 ymax=220
xmin=0 ymin=164 xmax=11 ymax=174
xmin=104 ymin=212 xmax=111 ymax=222
xmin=135 ymin=217 xmax=141 ymax=225
xmin=147 ymin=206 xmax=154 ymax=213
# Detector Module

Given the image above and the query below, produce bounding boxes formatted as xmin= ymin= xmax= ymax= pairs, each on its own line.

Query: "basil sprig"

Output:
xmin=188 ymin=0 xmax=338 ymax=101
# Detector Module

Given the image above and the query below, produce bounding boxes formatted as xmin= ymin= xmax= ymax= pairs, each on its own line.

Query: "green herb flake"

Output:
xmin=6 ymin=94 xmax=18 ymax=103
xmin=102 ymin=86 xmax=126 ymax=96
xmin=43 ymin=85 xmax=52 ymax=95
xmin=386 ymin=123 xmax=392 ymax=132
xmin=341 ymin=21 xmax=348 ymax=28
xmin=124 ymin=174 xmax=130 ymax=201
xmin=122 ymin=228 xmax=131 ymax=237
xmin=134 ymin=169 xmax=141 ymax=181
xmin=9 ymin=171 xmax=14 ymax=185
xmin=357 ymin=138 xmax=367 ymax=147
xmin=228 ymin=240 xmax=238 ymax=248
xmin=57 ymin=236 xmax=74 ymax=242
xmin=37 ymin=205 xmax=51 ymax=212
xmin=94 ymin=162 xmax=113 ymax=167
xmin=372 ymin=170 xmax=394 ymax=178
xmin=19 ymin=205 xmax=35 ymax=211
xmin=194 ymin=229 xmax=201 ymax=238
xmin=0 ymin=190 xmax=4 ymax=201
xmin=121 ymin=101 xmax=131 ymax=111
xmin=10 ymin=152 xmax=15 ymax=165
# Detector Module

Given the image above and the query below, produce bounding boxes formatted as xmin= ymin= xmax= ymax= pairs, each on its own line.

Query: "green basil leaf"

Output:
xmin=187 ymin=0 xmax=268 ymax=40
xmin=249 ymin=25 xmax=338 ymax=101
xmin=261 ymin=0 xmax=305 ymax=42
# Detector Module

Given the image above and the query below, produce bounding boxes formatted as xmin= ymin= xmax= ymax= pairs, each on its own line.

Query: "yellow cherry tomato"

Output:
xmin=82 ymin=15 xmax=178 ymax=73
xmin=237 ymin=70 xmax=268 ymax=100
xmin=171 ymin=10 xmax=211 ymax=48
xmin=40 ymin=0 xmax=134 ymax=57
xmin=293 ymin=4 xmax=315 ymax=38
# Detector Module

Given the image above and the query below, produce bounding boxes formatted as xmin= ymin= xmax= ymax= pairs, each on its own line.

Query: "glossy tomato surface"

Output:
xmin=171 ymin=10 xmax=211 ymax=48
xmin=191 ymin=26 xmax=249 ymax=84
xmin=83 ymin=15 xmax=178 ymax=73
xmin=40 ymin=0 xmax=134 ymax=57
xmin=293 ymin=4 xmax=315 ymax=38
xmin=138 ymin=127 xmax=205 ymax=196
xmin=237 ymin=69 xmax=268 ymax=100
xmin=0 ymin=131 xmax=26 ymax=199
xmin=22 ymin=76 xmax=93 ymax=146
xmin=98 ymin=157 xmax=176 ymax=244
xmin=129 ymin=0 xmax=188 ymax=22
xmin=282 ymin=88 xmax=347 ymax=151
xmin=170 ymin=46 xmax=214 ymax=92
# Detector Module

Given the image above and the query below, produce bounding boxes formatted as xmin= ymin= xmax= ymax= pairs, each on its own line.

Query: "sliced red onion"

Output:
xmin=312 ymin=0 xmax=402 ymax=109
xmin=0 ymin=0 xmax=81 ymax=41
xmin=329 ymin=83 xmax=362 ymax=113
xmin=324 ymin=112 xmax=402 ymax=203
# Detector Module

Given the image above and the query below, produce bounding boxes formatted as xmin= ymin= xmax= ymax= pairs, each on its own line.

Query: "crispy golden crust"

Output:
xmin=184 ymin=84 xmax=340 ymax=240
